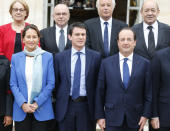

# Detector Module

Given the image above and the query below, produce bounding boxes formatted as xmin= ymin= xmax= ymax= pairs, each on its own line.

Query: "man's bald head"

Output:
xmin=53 ymin=4 xmax=70 ymax=28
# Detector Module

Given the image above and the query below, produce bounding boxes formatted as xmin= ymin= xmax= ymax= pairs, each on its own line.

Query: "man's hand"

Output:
xmin=97 ymin=119 xmax=106 ymax=131
xmin=3 ymin=116 xmax=12 ymax=127
xmin=138 ymin=116 xmax=147 ymax=131
xmin=151 ymin=117 xmax=160 ymax=129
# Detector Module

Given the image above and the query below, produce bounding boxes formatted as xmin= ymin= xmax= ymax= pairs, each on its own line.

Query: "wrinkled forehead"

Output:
xmin=142 ymin=1 xmax=159 ymax=10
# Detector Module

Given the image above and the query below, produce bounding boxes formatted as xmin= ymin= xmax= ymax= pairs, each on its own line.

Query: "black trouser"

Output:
xmin=0 ymin=116 xmax=12 ymax=131
xmin=15 ymin=114 xmax=49 ymax=131
xmin=159 ymin=127 xmax=170 ymax=131
xmin=58 ymin=100 xmax=96 ymax=131
xmin=106 ymin=115 xmax=139 ymax=131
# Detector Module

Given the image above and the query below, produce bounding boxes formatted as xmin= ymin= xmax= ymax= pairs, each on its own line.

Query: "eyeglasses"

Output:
xmin=12 ymin=8 xmax=25 ymax=13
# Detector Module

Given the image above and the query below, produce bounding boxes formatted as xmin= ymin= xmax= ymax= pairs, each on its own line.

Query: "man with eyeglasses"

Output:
xmin=40 ymin=4 xmax=71 ymax=54
xmin=40 ymin=3 xmax=72 ymax=131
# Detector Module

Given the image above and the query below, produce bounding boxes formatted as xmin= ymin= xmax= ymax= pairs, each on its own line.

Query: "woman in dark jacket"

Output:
xmin=0 ymin=53 xmax=13 ymax=131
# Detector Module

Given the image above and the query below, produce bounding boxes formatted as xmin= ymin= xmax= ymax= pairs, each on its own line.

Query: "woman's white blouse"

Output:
xmin=25 ymin=56 xmax=34 ymax=104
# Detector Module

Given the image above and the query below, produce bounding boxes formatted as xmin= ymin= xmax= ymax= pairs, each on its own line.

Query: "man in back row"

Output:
xmin=40 ymin=4 xmax=71 ymax=55
xmin=40 ymin=4 xmax=72 ymax=131
xmin=132 ymin=1 xmax=170 ymax=130
xmin=132 ymin=0 xmax=170 ymax=60
xmin=85 ymin=0 xmax=128 ymax=58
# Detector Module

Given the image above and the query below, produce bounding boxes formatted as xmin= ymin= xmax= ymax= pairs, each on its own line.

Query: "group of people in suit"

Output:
xmin=0 ymin=0 xmax=170 ymax=131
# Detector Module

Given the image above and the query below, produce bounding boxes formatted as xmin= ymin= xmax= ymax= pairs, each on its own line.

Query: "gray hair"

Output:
xmin=141 ymin=0 xmax=159 ymax=11
xmin=96 ymin=0 xmax=116 ymax=9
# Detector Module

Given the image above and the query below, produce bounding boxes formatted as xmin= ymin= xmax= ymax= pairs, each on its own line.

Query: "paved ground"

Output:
xmin=12 ymin=122 xmax=149 ymax=131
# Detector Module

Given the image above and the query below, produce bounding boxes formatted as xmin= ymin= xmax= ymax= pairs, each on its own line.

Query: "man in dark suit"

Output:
xmin=95 ymin=27 xmax=152 ymax=131
xmin=84 ymin=0 xmax=128 ymax=58
xmin=54 ymin=22 xmax=101 ymax=131
xmin=151 ymin=47 xmax=170 ymax=131
xmin=132 ymin=1 xmax=170 ymax=130
xmin=40 ymin=4 xmax=71 ymax=55
xmin=132 ymin=0 xmax=170 ymax=60
xmin=40 ymin=4 xmax=71 ymax=131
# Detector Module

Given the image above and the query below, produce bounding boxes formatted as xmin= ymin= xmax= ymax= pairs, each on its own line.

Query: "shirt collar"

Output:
xmin=119 ymin=52 xmax=133 ymax=61
xmin=55 ymin=24 xmax=68 ymax=33
xmin=100 ymin=17 xmax=112 ymax=27
xmin=143 ymin=21 xmax=158 ymax=31
xmin=71 ymin=46 xmax=85 ymax=56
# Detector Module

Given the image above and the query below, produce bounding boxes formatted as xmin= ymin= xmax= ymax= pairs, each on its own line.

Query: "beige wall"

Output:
xmin=157 ymin=0 xmax=170 ymax=25
xmin=0 ymin=0 xmax=44 ymax=29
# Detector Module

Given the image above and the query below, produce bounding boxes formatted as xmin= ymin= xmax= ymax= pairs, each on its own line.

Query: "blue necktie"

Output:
xmin=58 ymin=29 xmax=65 ymax=52
xmin=104 ymin=22 xmax=109 ymax=56
xmin=123 ymin=58 xmax=130 ymax=89
xmin=72 ymin=52 xmax=81 ymax=100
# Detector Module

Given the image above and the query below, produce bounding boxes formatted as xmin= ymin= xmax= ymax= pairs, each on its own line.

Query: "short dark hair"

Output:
xmin=68 ymin=22 xmax=86 ymax=35
xmin=117 ymin=27 xmax=136 ymax=40
xmin=22 ymin=24 xmax=40 ymax=39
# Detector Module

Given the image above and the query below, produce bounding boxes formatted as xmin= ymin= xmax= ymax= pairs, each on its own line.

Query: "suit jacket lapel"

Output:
xmin=139 ymin=23 xmax=148 ymax=53
xmin=51 ymin=26 xmax=59 ymax=51
xmin=110 ymin=19 xmax=118 ymax=54
xmin=156 ymin=21 xmax=163 ymax=49
xmin=127 ymin=54 xmax=139 ymax=89
xmin=65 ymin=50 xmax=71 ymax=85
xmin=115 ymin=54 xmax=125 ymax=89
xmin=85 ymin=48 xmax=92 ymax=77
xmin=65 ymin=27 xmax=71 ymax=50
xmin=20 ymin=53 xmax=26 ymax=84
xmin=96 ymin=18 xmax=104 ymax=51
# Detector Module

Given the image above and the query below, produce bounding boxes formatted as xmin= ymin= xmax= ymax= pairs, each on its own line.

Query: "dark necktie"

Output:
xmin=58 ymin=29 xmax=65 ymax=52
xmin=72 ymin=52 xmax=81 ymax=100
xmin=104 ymin=22 xmax=109 ymax=56
xmin=123 ymin=58 xmax=130 ymax=89
xmin=147 ymin=26 xmax=155 ymax=56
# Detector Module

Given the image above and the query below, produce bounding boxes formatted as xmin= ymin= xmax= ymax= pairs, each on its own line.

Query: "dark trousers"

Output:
xmin=48 ymin=99 xmax=58 ymax=131
xmin=48 ymin=119 xmax=58 ymax=131
xmin=58 ymin=100 xmax=96 ymax=131
xmin=0 ymin=116 xmax=12 ymax=131
xmin=106 ymin=116 xmax=139 ymax=131
xmin=15 ymin=114 xmax=49 ymax=131
xmin=159 ymin=127 xmax=170 ymax=131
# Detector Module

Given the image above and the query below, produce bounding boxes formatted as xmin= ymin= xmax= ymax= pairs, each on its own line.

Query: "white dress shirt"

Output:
xmin=100 ymin=17 xmax=112 ymax=51
xmin=55 ymin=25 xmax=68 ymax=47
xmin=70 ymin=47 xmax=86 ymax=96
xmin=119 ymin=52 xmax=133 ymax=81
xmin=25 ymin=56 xmax=34 ymax=104
xmin=143 ymin=21 xmax=158 ymax=48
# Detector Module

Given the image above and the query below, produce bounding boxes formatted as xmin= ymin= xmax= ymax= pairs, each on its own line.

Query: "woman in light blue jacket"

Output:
xmin=10 ymin=24 xmax=55 ymax=131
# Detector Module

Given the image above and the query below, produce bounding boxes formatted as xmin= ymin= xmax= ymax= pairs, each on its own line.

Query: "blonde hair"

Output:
xmin=9 ymin=0 xmax=29 ymax=20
